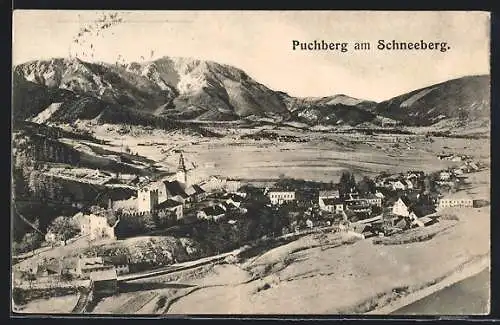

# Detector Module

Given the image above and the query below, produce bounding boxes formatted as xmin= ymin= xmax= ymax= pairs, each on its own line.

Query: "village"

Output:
xmin=12 ymin=145 xmax=488 ymax=311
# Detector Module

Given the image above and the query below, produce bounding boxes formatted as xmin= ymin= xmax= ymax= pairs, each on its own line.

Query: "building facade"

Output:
xmin=268 ymin=191 xmax=296 ymax=205
xmin=137 ymin=187 xmax=159 ymax=213
xmin=438 ymin=198 xmax=474 ymax=208
xmin=392 ymin=197 xmax=411 ymax=217
xmin=319 ymin=198 xmax=344 ymax=213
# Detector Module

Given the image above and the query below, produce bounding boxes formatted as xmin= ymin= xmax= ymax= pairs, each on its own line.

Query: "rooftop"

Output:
xmin=185 ymin=184 xmax=206 ymax=196
xmin=201 ymin=205 xmax=226 ymax=216
xmin=440 ymin=193 xmax=475 ymax=201
xmin=103 ymin=255 xmax=129 ymax=266
xmin=80 ymin=257 xmax=104 ymax=268
xmin=268 ymin=188 xmax=296 ymax=193
xmin=157 ymin=199 xmax=183 ymax=209
xmin=164 ymin=180 xmax=189 ymax=198
xmin=319 ymin=190 xmax=340 ymax=197
xmin=321 ymin=198 xmax=343 ymax=206
xmin=397 ymin=196 xmax=413 ymax=206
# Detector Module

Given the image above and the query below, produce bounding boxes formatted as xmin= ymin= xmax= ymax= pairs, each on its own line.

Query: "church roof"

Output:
xmin=185 ymin=184 xmax=205 ymax=196
xmin=163 ymin=180 xmax=189 ymax=198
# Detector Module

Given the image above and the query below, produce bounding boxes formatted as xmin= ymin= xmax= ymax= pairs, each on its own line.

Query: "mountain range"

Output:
xmin=12 ymin=56 xmax=490 ymax=133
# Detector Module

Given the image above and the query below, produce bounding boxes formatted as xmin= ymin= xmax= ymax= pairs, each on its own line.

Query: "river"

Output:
xmin=391 ymin=268 xmax=490 ymax=315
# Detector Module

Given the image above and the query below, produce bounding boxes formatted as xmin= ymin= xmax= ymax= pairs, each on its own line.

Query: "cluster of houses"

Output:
xmin=17 ymin=254 xmax=131 ymax=296
xmin=265 ymin=159 xmax=485 ymax=236
xmin=134 ymin=153 xmax=246 ymax=223
xmin=43 ymin=153 xmax=485 ymax=246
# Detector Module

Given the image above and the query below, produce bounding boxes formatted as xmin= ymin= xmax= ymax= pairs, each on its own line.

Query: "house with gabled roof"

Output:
xmin=185 ymin=184 xmax=206 ymax=202
xmin=103 ymin=255 xmax=129 ymax=275
xmin=197 ymin=205 xmax=226 ymax=221
xmin=361 ymin=193 xmax=382 ymax=207
xmin=319 ymin=197 xmax=344 ymax=213
xmin=392 ymin=196 xmax=413 ymax=217
xmin=76 ymin=257 xmax=114 ymax=277
xmin=226 ymin=193 xmax=245 ymax=208
xmin=160 ymin=180 xmax=190 ymax=204
xmin=319 ymin=189 xmax=340 ymax=201
xmin=391 ymin=180 xmax=407 ymax=191
xmin=156 ymin=199 xmax=184 ymax=220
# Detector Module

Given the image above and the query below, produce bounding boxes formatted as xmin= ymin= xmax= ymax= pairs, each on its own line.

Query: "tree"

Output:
xmin=47 ymin=216 xmax=80 ymax=244
xmin=357 ymin=176 xmax=376 ymax=195
xmin=19 ymin=231 xmax=43 ymax=253
xmin=339 ymin=171 xmax=356 ymax=197
xmin=142 ymin=212 xmax=157 ymax=232
xmin=423 ymin=175 xmax=435 ymax=194
xmin=350 ymin=174 xmax=356 ymax=191
xmin=155 ymin=210 xmax=176 ymax=228
xmin=20 ymin=271 xmax=37 ymax=289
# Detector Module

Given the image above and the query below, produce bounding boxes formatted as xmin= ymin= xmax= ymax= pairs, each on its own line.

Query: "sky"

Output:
xmin=13 ymin=10 xmax=490 ymax=101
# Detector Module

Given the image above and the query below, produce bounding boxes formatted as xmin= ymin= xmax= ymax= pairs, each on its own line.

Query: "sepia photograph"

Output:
xmin=11 ymin=10 xmax=490 ymax=316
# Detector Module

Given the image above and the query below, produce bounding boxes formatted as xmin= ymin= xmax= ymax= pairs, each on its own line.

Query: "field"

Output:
xmin=19 ymin=294 xmax=79 ymax=314
xmin=88 ymin=124 xmax=490 ymax=181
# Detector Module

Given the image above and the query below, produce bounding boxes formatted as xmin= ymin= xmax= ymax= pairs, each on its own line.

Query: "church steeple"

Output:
xmin=178 ymin=152 xmax=187 ymax=173
xmin=176 ymin=152 xmax=188 ymax=186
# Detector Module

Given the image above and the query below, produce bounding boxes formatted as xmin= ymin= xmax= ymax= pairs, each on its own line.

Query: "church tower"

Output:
xmin=176 ymin=152 xmax=188 ymax=187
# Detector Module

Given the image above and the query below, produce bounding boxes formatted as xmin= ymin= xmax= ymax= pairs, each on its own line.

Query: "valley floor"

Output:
xmin=86 ymin=123 xmax=490 ymax=181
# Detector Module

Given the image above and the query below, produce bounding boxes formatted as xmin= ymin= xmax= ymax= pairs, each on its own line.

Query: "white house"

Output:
xmin=319 ymin=198 xmax=344 ymax=213
xmin=268 ymin=190 xmax=296 ymax=205
xmin=318 ymin=189 xmax=340 ymax=201
xmin=392 ymin=197 xmax=412 ymax=217
xmin=197 ymin=205 xmax=226 ymax=221
xmin=198 ymin=176 xmax=226 ymax=193
xmin=76 ymin=257 xmax=114 ymax=276
xmin=157 ymin=180 xmax=190 ymax=205
xmin=404 ymin=180 xmax=414 ymax=190
xmin=362 ymin=193 xmax=382 ymax=207
xmin=391 ymin=181 xmax=407 ymax=191
xmin=438 ymin=197 xmax=474 ymax=209
xmin=185 ymin=184 xmax=206 ymax=202
xmin=225 ymin=179 xmax=242 ymax=193
xmin=72 ymin=213 xmax=118 ymax=241
xmin=226 ymin=193 xmax=245 ymax=208
xmin=156 ymin=199 xmax=184 ymax=220
xmin=468 ymin=162 xmax=479 ymax=171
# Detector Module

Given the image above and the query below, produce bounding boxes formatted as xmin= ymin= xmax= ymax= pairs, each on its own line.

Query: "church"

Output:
xmin=137 ymin=153 xmax=206 ymax=212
